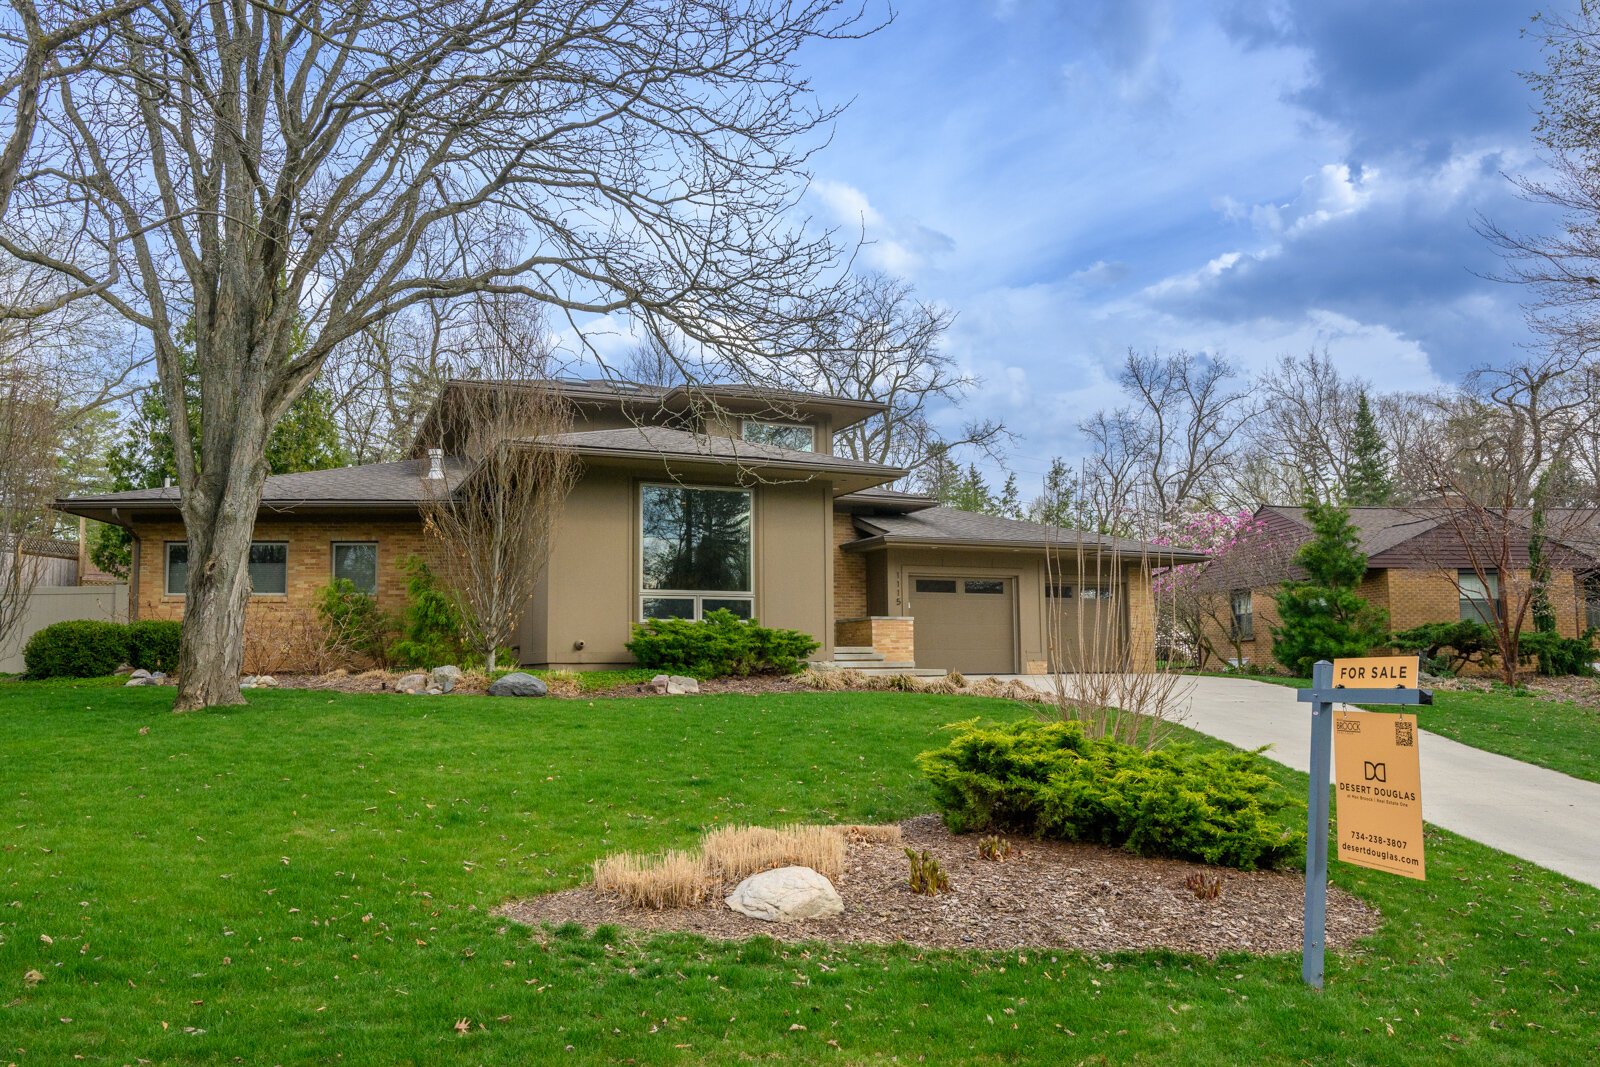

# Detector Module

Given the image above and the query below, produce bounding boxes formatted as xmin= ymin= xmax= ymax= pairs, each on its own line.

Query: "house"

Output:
xmin=1214 ymin=505 xmax=1600 ymax=671
xmin=56 ymin=380 xmax=1202 ymax=674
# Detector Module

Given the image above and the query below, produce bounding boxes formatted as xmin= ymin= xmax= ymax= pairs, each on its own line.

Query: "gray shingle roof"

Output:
xmin=846 ymin=507 xmax=1209 ymax=561
xmin=527 ymin=426 xmax=905 ymax=481
xmin=1258 ymin=505 xmax=1443 ymax=558
xmin=57 ymin=458 xmax=473 ymax=515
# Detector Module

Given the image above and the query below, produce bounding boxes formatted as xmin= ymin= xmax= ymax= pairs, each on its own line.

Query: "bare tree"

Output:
xmin=420 ymin=331 xmax=577 ymax=672
xmin=1080 ymin=349 xmax=1253 ymax=534
xmin=3 ymin=1 xmax=876 ymax=709
xmin=0 ymin=360 xmax=59 ymax=651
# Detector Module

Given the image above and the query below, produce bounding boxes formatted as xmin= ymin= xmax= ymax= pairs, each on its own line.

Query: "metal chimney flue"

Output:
xmin=426 ymin=447 xmax=445 ymax=480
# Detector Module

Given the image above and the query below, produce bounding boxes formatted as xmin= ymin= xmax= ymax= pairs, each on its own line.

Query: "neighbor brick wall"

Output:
xmin=132 ymin=516 xmax=430 ymax=624
xmin=832 ymin=512 xmax=867 ymax=621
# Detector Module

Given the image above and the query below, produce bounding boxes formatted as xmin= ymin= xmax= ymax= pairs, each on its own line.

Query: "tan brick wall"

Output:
xmin=1125 ymin=565 xmax=1156 ymax=672
xmin=832 ymin=513 xmax=867 ymax=620
xmin=131 ymin=515 xmax=430 ymax=626
xmin=834 ymin=616 xmax=914 ymax=662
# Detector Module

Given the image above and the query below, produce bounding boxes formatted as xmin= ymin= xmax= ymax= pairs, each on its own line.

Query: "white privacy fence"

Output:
xmin=0 ymin=585 xmax=128 ymax=674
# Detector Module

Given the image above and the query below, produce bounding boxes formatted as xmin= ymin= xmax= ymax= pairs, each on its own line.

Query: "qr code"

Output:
xmin=1394 ymin=719 xmax=1415 ymax=748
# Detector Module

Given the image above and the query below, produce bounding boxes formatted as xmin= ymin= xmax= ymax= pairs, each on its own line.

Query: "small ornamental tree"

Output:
xmin=1152 ymin=510 xmax=1295 ymax=669
xmin=1270 ymin=499 xmax=1389 ymax=676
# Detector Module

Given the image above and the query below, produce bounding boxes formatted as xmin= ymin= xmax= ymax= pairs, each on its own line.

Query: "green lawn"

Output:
xmin=1256 ymin=676 xmax=1600 ymax=784
xmin=1 ymin=680 xmax=1596 ymax=1064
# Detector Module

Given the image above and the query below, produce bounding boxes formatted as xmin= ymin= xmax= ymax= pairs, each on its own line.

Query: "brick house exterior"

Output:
xmin=59 ymin=380 xmax=1199 ymax=675
xmin=1208 ymin=505 xmax=1597 ymax=673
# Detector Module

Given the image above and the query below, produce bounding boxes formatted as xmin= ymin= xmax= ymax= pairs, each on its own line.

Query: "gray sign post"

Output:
xmin=1296 ymin=659 xmax=1430 ymax=989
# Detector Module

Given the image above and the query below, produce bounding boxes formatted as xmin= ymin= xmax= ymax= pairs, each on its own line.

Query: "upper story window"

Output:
xmin=332 ymin=542 xmax=378 ymax=595
xmin=1459 ymin=569 xmax=1499 ymax=624
xmin=741 ymin=419 xmax=815 ymax=452
xmin=165 ymin=541 xmax=287 ymax=596
xmin=640 ymin=484 xmax=753 ymax=620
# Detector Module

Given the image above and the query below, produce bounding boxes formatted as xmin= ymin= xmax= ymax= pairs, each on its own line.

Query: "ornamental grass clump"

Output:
xmin=702 ymin=823 xmax=846 ymax=881
xmin=918 ymin=719 xmax=1303 ymax=871
xmin=591 ymin=850 xmax=708 ymax=910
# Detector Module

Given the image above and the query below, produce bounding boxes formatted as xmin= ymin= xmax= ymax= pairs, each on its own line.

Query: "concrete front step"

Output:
xmin=833 ymin=646 xmax=877 ymax=655
xmin=810 ymin=662 xmax=944 ymax=677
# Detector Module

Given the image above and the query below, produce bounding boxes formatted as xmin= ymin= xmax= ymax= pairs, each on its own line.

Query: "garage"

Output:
xmin=1047 ymin=580 xmax=1127 ymax=671
xmin=907 ymin=575 xmax=1017 ymax=673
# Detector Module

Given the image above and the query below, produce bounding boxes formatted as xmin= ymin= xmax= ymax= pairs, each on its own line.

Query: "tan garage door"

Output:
xmin=1047 ymin=581 xmax=1127 ymax=671
xmin=908 ymin=575 xmax=1016 ymax=674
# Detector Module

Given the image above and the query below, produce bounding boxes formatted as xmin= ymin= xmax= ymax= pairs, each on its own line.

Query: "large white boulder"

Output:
xmin=725 ymin=866 xmax=843 ymax=923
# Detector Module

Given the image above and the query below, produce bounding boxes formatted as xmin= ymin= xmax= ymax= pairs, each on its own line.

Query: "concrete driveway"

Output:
xmin=987 ymin=673 xmax=1600 ymax=890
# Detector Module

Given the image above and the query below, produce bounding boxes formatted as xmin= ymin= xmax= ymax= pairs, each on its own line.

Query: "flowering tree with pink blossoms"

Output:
xmin=1152 ymin=510 xmax=1298 ymax=669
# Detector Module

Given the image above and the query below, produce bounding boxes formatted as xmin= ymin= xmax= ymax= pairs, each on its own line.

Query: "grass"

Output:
xmin=0 ymin=679 xmax=1595 ymax=1064
xmin=1254 ymin=675 xmax=1600 ymax=784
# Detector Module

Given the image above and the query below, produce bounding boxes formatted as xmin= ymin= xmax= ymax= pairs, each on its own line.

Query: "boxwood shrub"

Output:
xmin=127 ymin=620 xmax=183 ymax=673
xmin=23 ymin=619 xmax=131 ymax=679
xmin=918 ymin=718 xmax=1304 ymax=870
xmin=626 ymin=609 xmax=820 ymax=677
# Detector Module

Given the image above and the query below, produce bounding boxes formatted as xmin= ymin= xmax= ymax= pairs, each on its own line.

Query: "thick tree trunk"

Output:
xmin=172 ymin=474 xmax=268 ymax=712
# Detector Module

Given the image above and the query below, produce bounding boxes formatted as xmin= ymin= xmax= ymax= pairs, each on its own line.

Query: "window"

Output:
xmin=1585 ymin=572 xmax=1600 ymax=632
xmin=964 ymin=579 xmax=1005 ymax=594
xmin=332 ymin=542 xmax=379 ymax=595
xmin=164 ymin=542 xmax=188 ymax=595
xmin=1081 ymin=585 xmax=1115 ymax=600
xmin=640 ymin=484 xmax=753 ymax=620
xmin=1459 ymin=569 xmax=1499 ymax=624
xmin=165 ymin=541 xmax=288 ymax=596
xmin=1046 ymin=583 xmax=1071 ymax=598
xmin=741 ymin=419 xmax=815 ymax=452
xmin=915 ymin=578 xmax=957 ymax=594
xmin=248 ymin=542 xmax=288 ymax=595
xmin=1230 ymin=589 xmax=1254 ymax=641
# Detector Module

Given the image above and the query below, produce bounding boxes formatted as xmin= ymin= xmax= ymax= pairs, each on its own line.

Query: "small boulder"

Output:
xmin=124 ymin=677 xmax=148 ymax=687
xmin=647 ymin=674 xmax=700 ymax=695
xmin=725 ymin=866 xmax=843 ymax=923
xmin=488 ymin=672 xmax=548 ymax=698
xmin=430 ymin=665 xmax=462 ymax=693
xmin=395 ymin=673 xmax=427 ymax=694
xmin=150 ymin=672 xmax=168 ymax=684
xmin=113 ymin=663 xmax=135 ymax=676
xmin=129 ymin=668 xmax=152 ymax=681
xmin=252 ymin=675 xmax=274 ymax=688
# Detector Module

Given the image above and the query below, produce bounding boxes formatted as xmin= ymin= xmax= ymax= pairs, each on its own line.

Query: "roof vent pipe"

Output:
xmin=426 ymin=447 xmax=445 ymax=480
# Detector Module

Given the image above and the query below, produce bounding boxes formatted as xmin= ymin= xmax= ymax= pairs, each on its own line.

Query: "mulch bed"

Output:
xmin=266 ymin=672 xmax=815 ymax=699
xmin=498 ymin=815 xmax=1380 ymax=957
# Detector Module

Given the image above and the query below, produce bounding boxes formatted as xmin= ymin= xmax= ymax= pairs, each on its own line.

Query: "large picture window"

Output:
xmin=1459 ymin=568 xmax=1499 ymax=624
xmin=640 ymin=484 xmax=752 ymax=620
xmin=741 ymin=419 xmax=814 ymax=452
xmin=165 ymin=541 xmax=288 ymax=596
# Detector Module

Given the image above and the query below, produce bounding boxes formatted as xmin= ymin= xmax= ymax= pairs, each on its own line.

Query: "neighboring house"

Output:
xmin=56 ymin=380 xmax=1201 ymax=674
xmin=1214 ymin=505 xmax=1600 ymax=671
xmin=0 ymin=536 xmax=82 ymax=588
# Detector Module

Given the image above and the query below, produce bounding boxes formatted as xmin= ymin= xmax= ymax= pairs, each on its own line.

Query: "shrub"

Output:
xmin=626 ymin=609 xmax=819 ymax=677
xmin=1390 ymin=620 xmax=1495 ymax=676
xmin=23 ymin=619 xmax=130 ymax=679
xmin=388 ymin=557 xmax=467 ymax=668
xmin=918 ymin=719 xmax=1303 ymax=870
xmin=315 ymin=579 xmax=395 ymax=666
xmin=1518 ymin=628 xmax=1597 ymax=677
xmin=126 ymin=620 xmax=183 ymax=673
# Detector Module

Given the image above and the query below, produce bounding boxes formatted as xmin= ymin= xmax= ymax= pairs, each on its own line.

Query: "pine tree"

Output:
xmin=1271 ymin=497 xmax=1389 ymax=675
xmin=945 ymin=463 xmax=995 ymax=513
xmin=994 ymin=472 xmax=1023 ymax=518
xmin=915 ymin=442 xmax=962 ymax=503
xmin=1345 ymin=391 xmax=1392 ymax=506
xmin=1028 ymin=456 xmax=1081 ymax=527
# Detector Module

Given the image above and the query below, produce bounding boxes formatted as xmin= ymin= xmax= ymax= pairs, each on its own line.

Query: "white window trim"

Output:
xmin=740 ymin=418 xmax=815 ymax=452
xmin=638 ymin=482 xmax=755 ymax=621
xmin=330 ymin=541 xmax=380 ymax=596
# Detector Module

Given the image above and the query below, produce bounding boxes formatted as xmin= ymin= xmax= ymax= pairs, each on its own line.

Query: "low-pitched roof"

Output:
xmin=833 ymin=486 xmax=940 ymax=514
xmin=525 ymin=425 xmax=904 ymax=493
xmin=55 ymin=458 xmax=473 ymax=524
xmin=843 ymin=507 xmax=1209 ymax=562
xmin=1255 ymin=503 xmax=1600 ymax=569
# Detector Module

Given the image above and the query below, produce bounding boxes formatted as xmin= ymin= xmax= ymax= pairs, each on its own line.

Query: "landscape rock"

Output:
xmin=252 ymin=675 xmax=273 ymax=688
xmin=426 ymin=687 xmax=443 ymax=695
xmin=124 ymin=677 xmax=148 ymax=687
xmin=114 ymin=664 xmax=135 ymax=676
xmin=430 ymin=665 xmax=462 ymax=693
xmin=150 ymin=672 xmax=168 ymax=684
xmin=488 ymin=672 xmax=549 ymax=698
xmin=395 ymin=673 xmax=428 ymax=694
xmin=129 ymin=669 xmax=152 ymax=681
xmin=725 ymin=866 xmax=844 ymax=923
xmin=647 ymin=674 xmax=701 ymax=695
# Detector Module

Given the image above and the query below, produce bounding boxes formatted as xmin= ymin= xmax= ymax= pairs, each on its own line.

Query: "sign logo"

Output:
xmin=1363 ymin=761 xmax=1387 ymax=782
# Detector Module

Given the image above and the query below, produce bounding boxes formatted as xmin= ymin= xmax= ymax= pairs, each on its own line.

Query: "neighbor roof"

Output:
xmin=55 ymin=458 xmax=473 ymax=524
xmin=843 ymin=507 xmax=1210 ymax=562
xmin=1255 ymin=503 xmax=1600 ymax=569
xmin=1257 ymin=505 xmax=1442 ymax=560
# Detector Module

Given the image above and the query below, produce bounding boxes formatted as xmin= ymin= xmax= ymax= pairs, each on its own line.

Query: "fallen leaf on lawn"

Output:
xmin=496 ymin=1014 xmax=512 ymax=1022
xmin=789 ymin=1024 xmax=806 ymax=1031
xmin=23 ymin=970 xmax=43 ymax=985
xmin=454 ymin=1018 xmax=471 ymax=1035
xmin=39 ymin=934 xmax=53 ymax=945
xmin=138 ymin=727 xmax=150 ymax=735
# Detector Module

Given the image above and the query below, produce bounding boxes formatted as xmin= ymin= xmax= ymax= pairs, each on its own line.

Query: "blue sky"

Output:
xmin=793 ymin=0 xmax=1558 ymax=490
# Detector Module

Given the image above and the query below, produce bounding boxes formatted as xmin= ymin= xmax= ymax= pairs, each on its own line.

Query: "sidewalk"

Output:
xmin=992 ymin=673 xmax=1600 ymax=890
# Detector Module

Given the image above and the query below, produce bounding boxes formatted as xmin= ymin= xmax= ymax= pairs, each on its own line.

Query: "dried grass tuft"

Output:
xmin=702 ymin=823 xmax=846 ymax=881
xmin=836 ymin=823 xmax=903 ymax=844
xmin=591 ymin=849 xmax=708 ymax=909
xmin=542 ymin=669 xmax=581 ymax=697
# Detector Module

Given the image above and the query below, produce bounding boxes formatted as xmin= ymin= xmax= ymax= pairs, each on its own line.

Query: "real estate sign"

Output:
xmin=1332 ymin=709 xmax=1426 ymax=880
xmin=1331 ymin=655 xmax=1419 ymax=689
